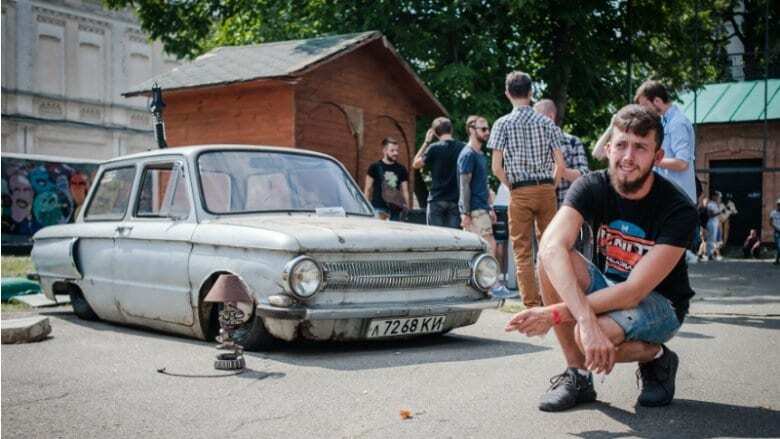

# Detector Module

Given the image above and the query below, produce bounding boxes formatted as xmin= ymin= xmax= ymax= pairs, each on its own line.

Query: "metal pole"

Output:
xmin=626 ymin=0 xmax=632 ymax=102
xmin=763 ymin=0 xmax=769 ymax=168
xmin=693 ymin=0 xmax=699 ymax=129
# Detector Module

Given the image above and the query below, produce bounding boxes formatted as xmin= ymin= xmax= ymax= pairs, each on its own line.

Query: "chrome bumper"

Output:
xmin=256 ymin=297 xmax=502 ymax=321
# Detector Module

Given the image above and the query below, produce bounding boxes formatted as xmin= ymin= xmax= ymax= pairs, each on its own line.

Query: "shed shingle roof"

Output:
xmin=678 ymin=79 xmax=780 ymax=124
xmin=123 ymin=31 xmax=447 ymax=116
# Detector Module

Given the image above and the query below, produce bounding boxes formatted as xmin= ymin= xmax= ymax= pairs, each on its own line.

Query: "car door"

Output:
xmin=78 ymin=165 xmax=137 ymax=320
xmin=112 ymin=159 xmax=196 ymax=327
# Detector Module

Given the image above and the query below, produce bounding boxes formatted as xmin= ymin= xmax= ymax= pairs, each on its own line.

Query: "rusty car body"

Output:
xmin=31 ymin=145 xmax=501 ymax=350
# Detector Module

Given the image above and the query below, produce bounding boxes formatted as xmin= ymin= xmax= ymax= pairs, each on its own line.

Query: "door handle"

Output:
xmin=115 ymin=226 xmax=133 ymax=236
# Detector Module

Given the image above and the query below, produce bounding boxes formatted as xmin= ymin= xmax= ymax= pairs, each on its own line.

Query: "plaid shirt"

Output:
xmin=487 ymin=106 xmax=566 ymax=184
xmin=557 ymin=133 xmax=590 ymax=205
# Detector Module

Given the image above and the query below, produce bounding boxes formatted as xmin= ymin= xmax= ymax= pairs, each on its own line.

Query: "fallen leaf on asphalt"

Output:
xmin=400 ymin=409 xmax=412 ymax=420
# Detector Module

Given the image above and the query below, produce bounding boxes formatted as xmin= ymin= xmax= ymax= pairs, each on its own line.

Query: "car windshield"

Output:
xmin=197 ymin=150 xmax=373 ymax=216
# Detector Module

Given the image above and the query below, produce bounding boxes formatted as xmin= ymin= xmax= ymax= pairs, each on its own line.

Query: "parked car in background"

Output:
xmin=31 ymin=145 xmax=501 ymax=350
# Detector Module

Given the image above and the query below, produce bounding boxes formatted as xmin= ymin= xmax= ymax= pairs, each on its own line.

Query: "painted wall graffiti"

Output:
xmin=2 ymin=155 xmax=98 ymax=246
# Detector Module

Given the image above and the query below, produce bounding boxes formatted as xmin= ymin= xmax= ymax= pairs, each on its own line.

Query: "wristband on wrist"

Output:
xmin=551 ymin=308 xmax=562 ymax=325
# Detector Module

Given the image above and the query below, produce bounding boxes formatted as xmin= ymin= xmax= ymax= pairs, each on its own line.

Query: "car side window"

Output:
xmin=84 ymin=167 xmax=136 ymax=221
xmin=136 ymin=163 xmax=191 ymax=219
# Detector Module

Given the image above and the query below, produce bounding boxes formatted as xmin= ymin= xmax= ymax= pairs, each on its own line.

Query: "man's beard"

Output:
xmin=384 ymin=155 xmax=397 ymax=163
xmin=608 ymin=162 xmax=653 ymax=195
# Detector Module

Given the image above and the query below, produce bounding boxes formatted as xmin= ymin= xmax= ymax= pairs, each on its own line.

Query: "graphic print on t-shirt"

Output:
xmin=383 ymin=171 xmax=399 ymax=189
xmin=597 ymin=220 xmax=655 ymax=280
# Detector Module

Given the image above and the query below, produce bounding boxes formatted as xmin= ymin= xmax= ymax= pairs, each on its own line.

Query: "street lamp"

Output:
xmin=149 ymin=82 xmax=168 ymax=149
xmin=204 ymin=274 xmax=254 ymax=370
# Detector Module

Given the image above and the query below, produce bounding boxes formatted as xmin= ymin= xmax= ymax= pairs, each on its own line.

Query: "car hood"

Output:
xmin=195 ymin=215 xmax=485 ymax=253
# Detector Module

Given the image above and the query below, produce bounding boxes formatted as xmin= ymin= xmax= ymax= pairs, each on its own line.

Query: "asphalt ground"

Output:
xmin=2 ymin=259 xmax=779 ymax=438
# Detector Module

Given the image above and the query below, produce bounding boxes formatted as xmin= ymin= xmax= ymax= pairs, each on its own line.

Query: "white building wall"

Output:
xmin=1 ymin=0 xmax=180 ymax=159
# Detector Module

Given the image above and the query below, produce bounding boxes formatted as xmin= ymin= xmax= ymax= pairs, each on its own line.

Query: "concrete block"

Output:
xmin=1 ymin=316 xmax=52 ymax=344
xmin=10 ymin=293 xmax=70 ymax=308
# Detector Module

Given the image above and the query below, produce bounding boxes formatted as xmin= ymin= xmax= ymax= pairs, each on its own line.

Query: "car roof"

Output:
xmin=101 ymin=144 xmax=334 ymax=166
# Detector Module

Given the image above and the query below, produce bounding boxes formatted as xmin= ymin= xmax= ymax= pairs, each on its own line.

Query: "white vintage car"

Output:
xmin=31 ymin=145 xmax=501 ymax=350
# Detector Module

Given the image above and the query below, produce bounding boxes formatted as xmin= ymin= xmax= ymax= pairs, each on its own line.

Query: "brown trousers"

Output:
xmin=508 ymin=184 xmax=557 ymax=308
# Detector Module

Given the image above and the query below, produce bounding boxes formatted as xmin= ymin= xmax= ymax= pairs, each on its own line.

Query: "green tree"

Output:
xmin=108 ymin=0 xmax=734 ymax=156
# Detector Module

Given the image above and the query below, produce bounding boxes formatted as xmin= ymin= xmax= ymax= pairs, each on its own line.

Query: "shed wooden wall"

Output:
xmin=294 ymin=45 xmax=418 ymax=194
xmin=161 ymin=82 xmax=296 ymax=148
xmin=696 ymin=121 xmax=780 ymax=242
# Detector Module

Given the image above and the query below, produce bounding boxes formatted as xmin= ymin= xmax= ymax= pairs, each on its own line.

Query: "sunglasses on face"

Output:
xmin=469 ymin=125 xmax=490 ymax=132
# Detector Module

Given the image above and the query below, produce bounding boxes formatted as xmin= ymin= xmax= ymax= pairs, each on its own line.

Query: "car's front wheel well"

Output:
xmin=197 ymin=271 xmax=236 ymax=341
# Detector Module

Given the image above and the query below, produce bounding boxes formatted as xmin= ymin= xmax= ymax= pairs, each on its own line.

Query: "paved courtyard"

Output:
xmin=2 ymin=259 xmax=779 ymax=438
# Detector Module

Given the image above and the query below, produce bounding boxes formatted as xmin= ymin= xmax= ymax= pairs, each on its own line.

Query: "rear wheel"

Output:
xmin=69 ymin=289 xmax=99 ymax=321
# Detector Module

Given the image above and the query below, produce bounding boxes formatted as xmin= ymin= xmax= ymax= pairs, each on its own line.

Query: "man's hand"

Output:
xmin=577 ymin=318 xmax=616 ymax=374
xmin=461 ymin=214 xmax=472 ymax=229
xmin=505 ymin=307 xmax=553 ymax=337
xmin=424 ymin=129 xmax=437 ymax=144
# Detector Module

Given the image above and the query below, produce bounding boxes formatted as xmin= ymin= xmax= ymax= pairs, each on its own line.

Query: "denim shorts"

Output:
xmin=585 ymin=260 xmax=681 ymax=344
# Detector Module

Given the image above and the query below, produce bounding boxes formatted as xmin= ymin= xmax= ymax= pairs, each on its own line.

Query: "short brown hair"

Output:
xmin=505 ymin=71 xmax=532 ymax=98
xmin=611 ymin=104 xmax=663 ymax=149
xmin=634 ymin=80 xmax=670 ymax=104
xmin=465 ymin=115 xmax=486 ymax=131
xmin=431 ymin=117 xmax=453 ymax=136
xmin=382 ymin=137 xmax=399 ymax=148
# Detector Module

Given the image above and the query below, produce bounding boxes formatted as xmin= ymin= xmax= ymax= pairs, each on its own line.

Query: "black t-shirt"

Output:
xmin=563 ymin=170 xmax=697 ymax=322
xmin=423 ymin=139 xmax=464 ymax=202
xmin=367 ymin=160 xmax=408 ymax=210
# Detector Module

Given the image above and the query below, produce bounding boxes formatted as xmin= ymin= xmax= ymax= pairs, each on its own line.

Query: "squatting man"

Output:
xmin=505 ymin=104 xmax=697 ymax=412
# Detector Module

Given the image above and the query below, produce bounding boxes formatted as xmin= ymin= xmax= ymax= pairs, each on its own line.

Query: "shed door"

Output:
xmin=709 ymin=159 xmax=763 ymax=245
xmin=299 ymin=103 xmax=359 ymax=180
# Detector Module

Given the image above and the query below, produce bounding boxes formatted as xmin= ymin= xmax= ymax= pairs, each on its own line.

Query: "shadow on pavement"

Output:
xmin=571 ymin=400 xmax=780 ymax=438
xmin=39 ymin=310 xmax=546 ymax=371
xmin=246 ymin=333 xmax=549 ymax=371
xmin=674 ymin=330 xmax=715 ymax=339
xmin=685 ymin=314 xmax=780 ymax=331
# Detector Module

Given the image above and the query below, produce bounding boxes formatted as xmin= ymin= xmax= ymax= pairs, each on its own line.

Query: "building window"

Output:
xmin=79 ymin=42 xmax=104 ymax=101
xmin=35 ymin=34 xmax=65 ymax=95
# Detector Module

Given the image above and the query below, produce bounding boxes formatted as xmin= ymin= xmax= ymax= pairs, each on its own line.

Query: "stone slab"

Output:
xmin=10 ymin=294 xmax=70 ymax=308
xmin=1 ymin=316 xmax=51 ymax=344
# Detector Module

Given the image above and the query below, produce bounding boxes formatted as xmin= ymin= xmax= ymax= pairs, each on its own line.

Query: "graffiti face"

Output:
xmin=9 ymin=174 xmax=34 ymax=223
xmin=70 ymin=172 xmax=89 ymax=205
xmin=28 ymin=166 xmax=56 ymax=194
xmin=33 ymin=191 xmax=64 ymax=227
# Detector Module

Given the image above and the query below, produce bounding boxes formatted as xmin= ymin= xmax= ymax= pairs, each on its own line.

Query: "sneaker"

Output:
xmin=636 ymin=345 xmax=679 ymax=407
xmin=490 ymin=283 xmax=515 ymax=299
xmin=539 ymin=368 xmax=597 ymax=412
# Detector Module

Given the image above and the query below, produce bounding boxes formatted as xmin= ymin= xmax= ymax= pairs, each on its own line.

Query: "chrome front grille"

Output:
xmin=322 ymin=258 xmax=472 ymax=291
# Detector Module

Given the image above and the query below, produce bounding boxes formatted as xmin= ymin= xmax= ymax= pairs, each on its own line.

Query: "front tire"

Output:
xmin=224 ymin=310 xmax=277 ymax=352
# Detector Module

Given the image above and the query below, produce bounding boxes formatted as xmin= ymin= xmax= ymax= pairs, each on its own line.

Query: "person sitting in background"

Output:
xmin=743 ymin=229 xmax=761 ymax=259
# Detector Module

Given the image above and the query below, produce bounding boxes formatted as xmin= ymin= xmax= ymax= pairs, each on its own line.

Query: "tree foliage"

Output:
xmin=107 ymin=0 xmax=757 ymax=150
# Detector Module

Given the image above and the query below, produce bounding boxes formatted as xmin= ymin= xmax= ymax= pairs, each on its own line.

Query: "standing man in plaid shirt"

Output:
xmin=534 ymin=99 xmax=590 ymax=206
xmin=489 ymin=71 xmax=566 ymax=308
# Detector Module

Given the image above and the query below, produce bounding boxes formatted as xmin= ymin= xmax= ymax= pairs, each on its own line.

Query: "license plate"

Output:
xmin=366 ymin=315 xmax=446 ymax=338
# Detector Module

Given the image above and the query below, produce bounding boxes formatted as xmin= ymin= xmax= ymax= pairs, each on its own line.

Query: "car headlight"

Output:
xmin=472 ymin=254 xmax=499 ymax=291
xmin=283 ymin=256 xmax=324 ymax=299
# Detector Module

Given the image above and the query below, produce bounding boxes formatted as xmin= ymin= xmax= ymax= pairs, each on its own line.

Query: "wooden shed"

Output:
xmin=123 ymin=31 xmax=447 ymax=198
